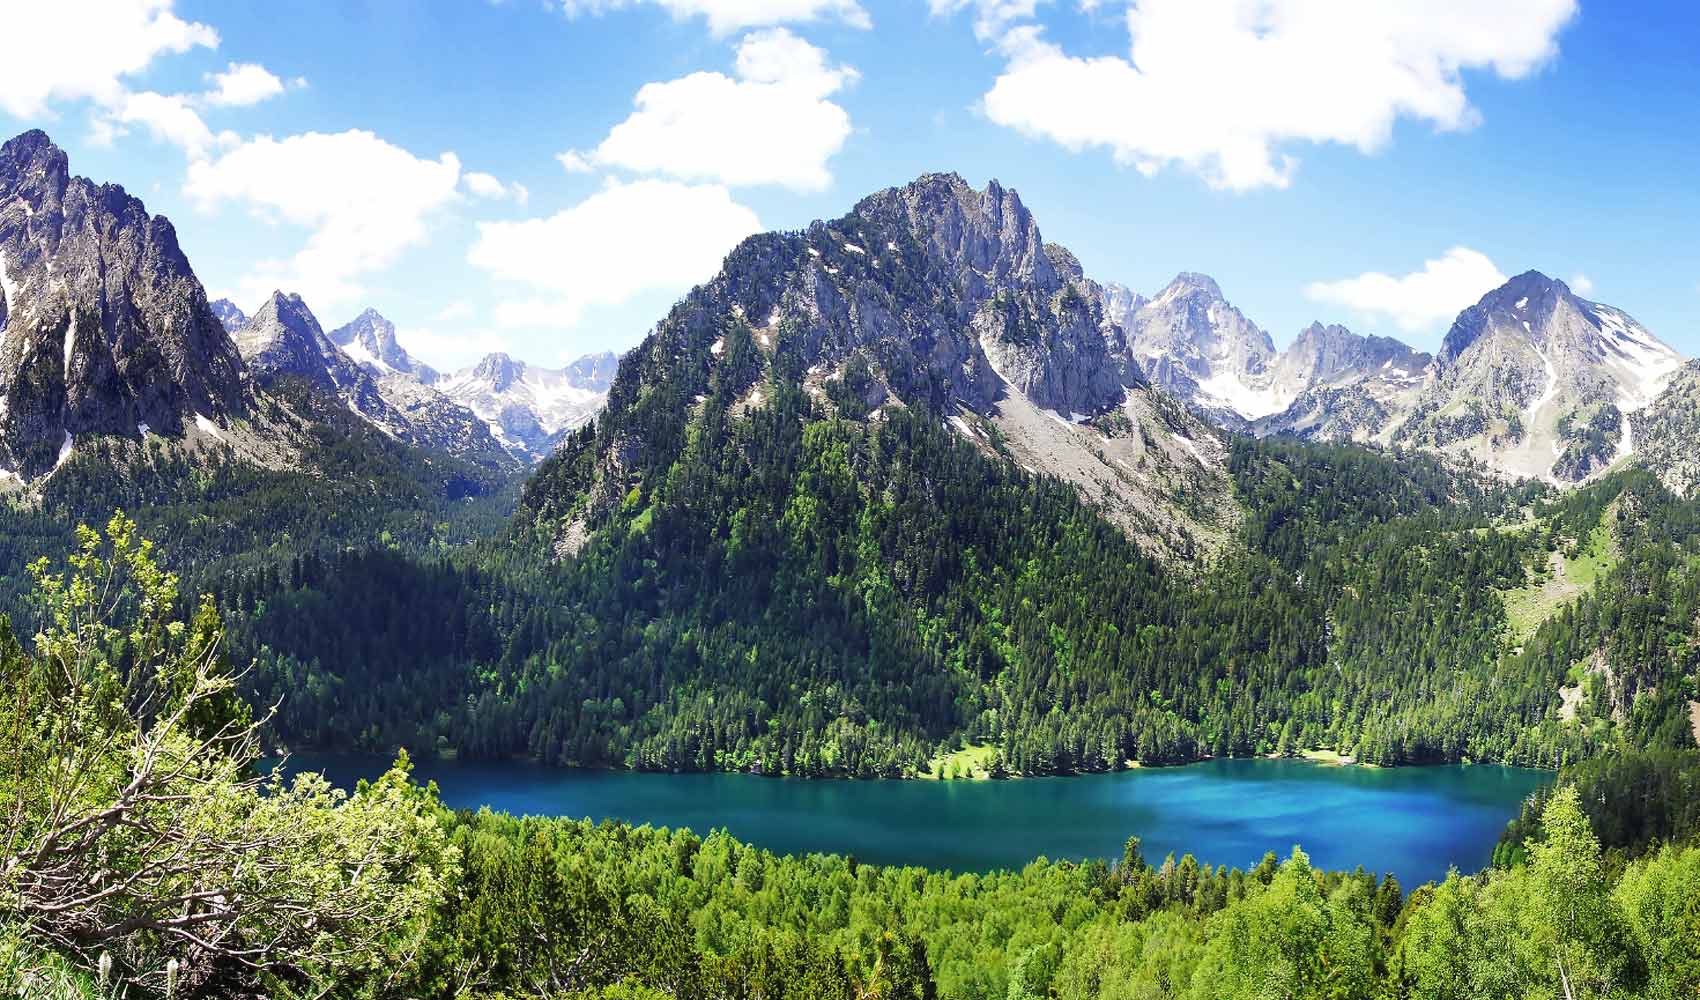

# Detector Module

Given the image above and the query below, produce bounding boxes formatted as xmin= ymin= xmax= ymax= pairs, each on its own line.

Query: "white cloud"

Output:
xmin=584 ymin=28 xmax=855 ymax=191
xmin=463 ymin=171 xmax=530 ymax=204
xmin=1306 ymin=247 xmax=1507 ymax=333
xmin=435 ymin=300 xmax=477 ymax=323
xmin=204 ymin=62 xmax=287 ymax=107
xmin=105 ymin=91 xmax=236 ymax=157
xmin=0 ymin=0 xmax=217 ymax=118
xmin=396 ymin=325 xmax=511 ymax=371
xmin=186 ymin=130 xmax=464 ymax=308
xmin=973 ymin=0 xmax=1578 ymax=191
xmin=1569 ymin=272 xmax=1594 ymax=296
xmin=557 ymin=151 xmax=596 ymax=174
xmin=554 ymin=0 xmax=870 ymax=35
xmin=468 ymin=177 xmax=760 ymax=328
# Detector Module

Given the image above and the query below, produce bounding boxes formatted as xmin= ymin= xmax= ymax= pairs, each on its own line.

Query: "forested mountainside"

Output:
xmin=6 ymin=519 xmax=1699 ymax=998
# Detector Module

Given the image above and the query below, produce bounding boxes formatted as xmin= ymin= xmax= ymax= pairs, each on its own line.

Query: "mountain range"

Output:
xmin=2 ymin=125 xmax=1696 ymax=518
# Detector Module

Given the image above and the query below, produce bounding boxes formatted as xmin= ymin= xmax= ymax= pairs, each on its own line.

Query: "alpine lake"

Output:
xmin=283 ymin=753 xmax=1551 ymax=887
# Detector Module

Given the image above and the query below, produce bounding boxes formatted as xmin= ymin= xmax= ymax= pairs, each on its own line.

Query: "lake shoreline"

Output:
xmin=275 ymin=742 xmax=1546 ymax=782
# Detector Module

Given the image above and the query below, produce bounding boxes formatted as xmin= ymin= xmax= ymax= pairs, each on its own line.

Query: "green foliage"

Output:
xmin=0 ymin=516 xmax=457 ymax=998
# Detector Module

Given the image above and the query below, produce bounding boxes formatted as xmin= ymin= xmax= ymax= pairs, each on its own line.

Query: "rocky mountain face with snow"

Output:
xmin=1629 ymin=359 xmax=1700 ymax=497
xmin=1121 ymin=274 xmax=1430 ymax=443
xmin=329 ymin=308 xmax=441 ymax=385
xmin=437 ymin=351 xmax=614 ymax=461
xmin=236 ymin=292 xmax=514 ymax=471
xmin=1124 ymin=273 xmax=1285 ymax=429
xmin=1251 ymin=322 xmax=1431 ymax=442
xmin=211 ymin=298 xmax=248 ymax=334
xmin=524 ymin=173 xmax=1237 ymax=560
xmin=1394 ymin=271 xmax=1685 ymax=483
xmin=0 ymin=130 xmax=247 ymax=478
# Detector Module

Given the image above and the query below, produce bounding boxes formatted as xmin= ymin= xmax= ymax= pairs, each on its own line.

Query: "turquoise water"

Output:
xmin=283 ymin=753 xmax=1550 ymax=886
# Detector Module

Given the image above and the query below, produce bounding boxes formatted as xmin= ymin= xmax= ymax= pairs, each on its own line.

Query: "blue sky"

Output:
xmin=4 ymin=0 xmax=1697 ymax=370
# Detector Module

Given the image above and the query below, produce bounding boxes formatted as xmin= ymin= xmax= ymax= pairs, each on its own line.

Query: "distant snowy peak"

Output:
xmin=210 ymin=298 xmax=247 ymax=334
xmin=328 ymin=308 xmax=440 ymax=385
xmin=437 ymin=350 xmax=616 ymax=461
xmin=1098 ymin=281 xmax=1147 ymax=332
xmin=236 ymin=291 xmax=512 ymax=469
xmin=1126 ymin=273 xmax=1289 ymax=425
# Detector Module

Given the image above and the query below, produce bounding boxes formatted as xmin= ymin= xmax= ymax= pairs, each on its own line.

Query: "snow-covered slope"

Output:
xmin=437 ymin=351 xmax=614 ymax=460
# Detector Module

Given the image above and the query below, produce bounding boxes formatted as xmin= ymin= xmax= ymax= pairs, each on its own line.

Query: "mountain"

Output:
xmin=437 ymin=350 xmax=614 ymax=460
xmin=1251 ymin=322 xmax=1432 ymax=441
xmin=1124 ymin=273 xmax=1287 ymax=429
xmin=524 ymin=173 xmax=1235 ymax=560
xmin=1097 ymin=280 xmax=1146 ymax=331
xmin=328 ymin=308 xmax=440 ymax=384
xmin=1632 ymin=359 xmax=1700 ymax=496
xmin=0 ymin=130 xmax=246 ymax=478
xmin=1395 ymin=271 xmax=1686 ymax=483
xmin=211 ymin=298 xmax=248 ymax=333
xmin=237 ymin=291 xmax=513 ymax=471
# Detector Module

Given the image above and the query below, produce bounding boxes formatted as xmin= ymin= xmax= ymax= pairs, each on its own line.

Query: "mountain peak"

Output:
xmin=328 ymin=307 xmax=438 ymax=384
xmin=0 ymin=129 xmax=245 ymax=473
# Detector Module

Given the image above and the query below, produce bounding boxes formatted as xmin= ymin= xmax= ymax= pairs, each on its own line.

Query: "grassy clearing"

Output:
xmin=926 ymin=743 xmax=1000 ymax=780
xmin=1502 ymin=521 xmax=1620 ymax=640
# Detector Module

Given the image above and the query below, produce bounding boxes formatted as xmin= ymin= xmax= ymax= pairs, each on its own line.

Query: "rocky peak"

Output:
xmin=564 ymin=350 xmax=618 ymax=390
xmin=236 ymin=291 xmax=341 ymax=390
xmin=1282 ymin=321 xmax=1430 ymax=384
xmin=1098 ymin=282 xmax=1147 ymax=332
xmin=329 ymin=307 xmax=439 ymax=384
xmin=210 ymin=298 xmax=247 ymax=333
xmin=468 ymin=352 xmax=524 ymax=391
xmin=0 ymin=129 xmax=246 ymax=476
xmin=849 ymin=172 xmax=1059 ymax=301
xmin=1401 ymin=269 xmax=1685 ymax=484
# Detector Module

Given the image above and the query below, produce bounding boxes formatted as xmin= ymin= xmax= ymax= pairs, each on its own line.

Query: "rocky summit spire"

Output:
xmin=0 ymin=129 xmax=246 ymax=476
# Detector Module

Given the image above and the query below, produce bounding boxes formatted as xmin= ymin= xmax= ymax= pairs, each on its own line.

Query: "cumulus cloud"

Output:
xmin=396 ymin=324 xmax=512 ymax=371
xmin=102 ymin=91 xmax=237 ymax=157
xmin=463 ymin=171 xmax=530 ymax=204
xmin=1569 ymin=272 xmax=1594 ymax=296
xmin=203 ymin=62 xmax=287 ymax=106
xmin=971 ymin=0 xmax=1579 ymax=191
xmin=554 ymin=0 xmax=870 ymax=35
xmin=0 ymin=0 xmax=217 ymax=118
xmin=1305 ymin=247 xmax=1507 ymax=333
xmin=186 ymin=130 xmax=464 ymax=308
xmin=556 ymin=151 xmax=596 ymax=174
xmin=468 ymin=177 xmax=760 ymax=328
xmin=580 ymin=28 xmax=856 ymax=191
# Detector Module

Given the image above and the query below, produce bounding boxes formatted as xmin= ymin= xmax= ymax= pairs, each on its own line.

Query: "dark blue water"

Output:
xmin=282 ymin=753 xmax=1550 ymax=886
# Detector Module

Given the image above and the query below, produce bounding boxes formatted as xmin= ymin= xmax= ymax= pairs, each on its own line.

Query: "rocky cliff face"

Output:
xmin=1395 ymin=271 xmax=1685 ymax=483
xmin=329 ymin=308 xmax=440 ymax=385
xmin=1631 ymin=359 xmax=1700 ymax=497
xmin=0 ymin=130 xmax=246 ymax=477
xmin=529 ymin=172 xmax=1236 ymax=559
xmin=237 ymin=292 xmax=513 ymax=470
xmin=437 ymin=350 xmax=613 ymax=460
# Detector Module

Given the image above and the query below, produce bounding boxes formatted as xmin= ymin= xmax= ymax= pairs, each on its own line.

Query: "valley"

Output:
xmin=2 ymin=125 xmax=1698 ymax=1000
